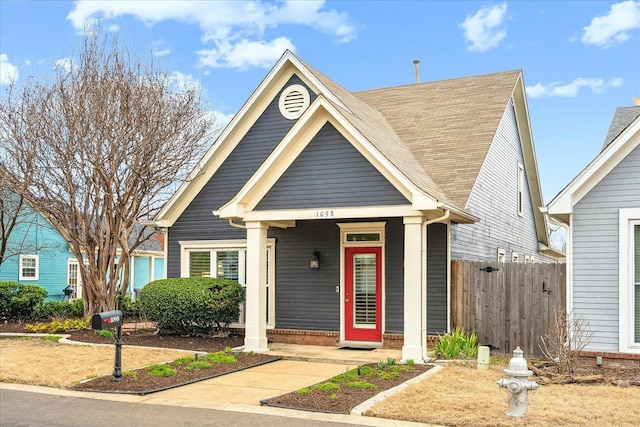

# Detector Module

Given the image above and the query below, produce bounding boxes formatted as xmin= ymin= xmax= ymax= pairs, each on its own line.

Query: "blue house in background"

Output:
xmin=0 ymin=204 xmax=164 ymax=300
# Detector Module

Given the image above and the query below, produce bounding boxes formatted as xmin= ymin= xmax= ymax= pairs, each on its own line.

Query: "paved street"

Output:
xmin=0 ymin=389 xmax=421 ymax=427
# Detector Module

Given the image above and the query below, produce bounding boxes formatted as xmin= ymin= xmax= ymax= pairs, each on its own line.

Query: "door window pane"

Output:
xmin=346 ymin=233 xmax=380 ymax=242
xmin=353 ymin=253 xmax=377 ymax=327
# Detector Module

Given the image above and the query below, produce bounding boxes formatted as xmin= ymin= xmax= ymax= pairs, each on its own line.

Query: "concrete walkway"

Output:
xmin=146 ymin=343 xmax=404 ymax=409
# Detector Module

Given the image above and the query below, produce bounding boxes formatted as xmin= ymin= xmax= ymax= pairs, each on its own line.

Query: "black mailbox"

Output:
xmin=91 ymin=310 xmax=124 ymax=330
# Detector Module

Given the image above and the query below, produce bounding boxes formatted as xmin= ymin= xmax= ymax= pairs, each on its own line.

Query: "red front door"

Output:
xmin=344 ymin=247 xmax=382 ymax=342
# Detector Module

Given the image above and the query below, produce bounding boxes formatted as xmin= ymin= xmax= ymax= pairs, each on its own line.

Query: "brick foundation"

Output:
xmin=232 ymin=328 xmax=439 ymax=349
xmin=577 ymin=350 xmax=640 ymax=370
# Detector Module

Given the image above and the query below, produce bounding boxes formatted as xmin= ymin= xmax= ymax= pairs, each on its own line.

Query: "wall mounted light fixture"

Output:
xmin=310 ymin=250 xmax=320 ymax=269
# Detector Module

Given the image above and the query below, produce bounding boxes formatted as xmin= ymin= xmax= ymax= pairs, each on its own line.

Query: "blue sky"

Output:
xmin=1 ymin=1 xmax=638 ymax=203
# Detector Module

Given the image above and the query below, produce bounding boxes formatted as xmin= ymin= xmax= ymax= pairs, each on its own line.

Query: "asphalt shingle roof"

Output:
xmin=298 ymin=53 xmax=521 ymax=209
xmin=602 ymin=106 xmax=640 ymax=150
xmin=354 ymin=70 xmax=521 ymax=209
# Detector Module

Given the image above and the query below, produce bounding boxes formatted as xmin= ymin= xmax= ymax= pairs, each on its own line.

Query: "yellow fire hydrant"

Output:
xmin=497 ymin=346 xmax=539 ymax=418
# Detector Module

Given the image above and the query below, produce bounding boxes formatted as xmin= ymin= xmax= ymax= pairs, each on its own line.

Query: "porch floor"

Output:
xmin=265 ymin=342 xmax=404 ymax=365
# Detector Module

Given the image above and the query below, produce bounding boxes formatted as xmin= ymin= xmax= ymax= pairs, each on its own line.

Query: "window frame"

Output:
xmin=517 ymin=163 xmax=524 ymax=217
xmin=179 ymin=239 xmax=275 ymax=328
xmin=619 ymin=208 xmax=640 ymax=354
xmin=19 ymin=254 xmax=39 ymax=281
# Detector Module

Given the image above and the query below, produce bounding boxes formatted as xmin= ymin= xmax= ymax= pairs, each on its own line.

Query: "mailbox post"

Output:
xmin=91 ymin=292 xmax=124 ymax=382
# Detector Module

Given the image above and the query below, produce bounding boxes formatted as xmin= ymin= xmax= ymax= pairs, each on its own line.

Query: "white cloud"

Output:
xmin=208 ymin=110 xmax=234 ymax=137
xmin=460 ymin=3 xmax=508 ymax=52
xmin=0 ymin=54 xmax=19 ymax=84
xmin=526 ymin=77 xmax=624 ymax=98
xmin=0 ymin=53 xmax=20 ymax=85
xmin=67 ymin=1 xmax=356 ymax=70
xmin=169 ymin=71 xmax=201 ymax=92
xmin=54 ymin=57 xmax=76 ymax=73
xmin=582 ymin=1 xmax=640 ymax=48
xmin=154 ymin=49 xmax=171 ymax=57
xmin=198 ymin=37 xmax=295 ymax=70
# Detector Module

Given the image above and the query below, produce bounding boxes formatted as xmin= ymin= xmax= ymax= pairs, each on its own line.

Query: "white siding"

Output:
xmin=451 ymin=101 xmax=541 ymax=262
xmin=573 ymin=144 xmax=640 ymax=351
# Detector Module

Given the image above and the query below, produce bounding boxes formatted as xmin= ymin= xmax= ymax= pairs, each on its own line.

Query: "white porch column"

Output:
xmin=403 ymin=216 xmax=425 ymax=363
xmin=244 ymin=221 xmax=269 ymax=353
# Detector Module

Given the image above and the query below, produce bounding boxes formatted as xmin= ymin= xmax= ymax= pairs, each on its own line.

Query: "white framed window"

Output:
xmin=511 ymin=252 xmax=519 ymax=263
xmin=497 ymin=248 xmax=506 ymax=262
xmin=517 ymin=163 xmax=524 ymax=217
xmin=179 ymin=239 xmax=275 ymax=327
xmin=19 ymin=254 xmax=39 ymax=280
xmin=619 ymin=208 xmax=640 ymax=353
xmin=339 ymin=222 xmax=386 ymax=246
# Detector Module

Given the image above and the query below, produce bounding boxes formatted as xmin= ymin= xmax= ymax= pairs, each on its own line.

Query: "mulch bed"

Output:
xmin=261 ymin=363 xmax=434 ymax=414
xmin=72 ymin=351 xmax=280 ymax=395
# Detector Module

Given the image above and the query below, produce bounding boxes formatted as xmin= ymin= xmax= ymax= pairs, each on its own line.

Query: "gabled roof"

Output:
xmin=354 ymin=70 xmax=522 ymax=209
xmin=602 ymin=106 xmax=640 ymax=149
xmin=546 ymin=107 xmax=640 ymax=224
xmin=152 ymin=51 xmax=548 ymax=245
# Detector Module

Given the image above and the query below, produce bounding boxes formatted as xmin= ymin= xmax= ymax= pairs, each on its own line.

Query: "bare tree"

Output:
xmin=539 ymin=307 xmax=594 ymax=375
xmin=0 ymin=30 xmax=213 ymax=314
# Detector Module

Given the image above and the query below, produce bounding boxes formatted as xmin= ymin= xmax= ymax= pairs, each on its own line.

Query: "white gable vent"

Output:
xmin=279 ymin=84 xmax=310 ymax=120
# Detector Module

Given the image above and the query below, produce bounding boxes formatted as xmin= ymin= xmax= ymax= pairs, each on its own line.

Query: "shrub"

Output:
xmin=435 ymin=327 xmax=479 ymax=359
xmin=122 ymin=295 xmax=142 ymax=318
xmin=0 ymin=281 xmax=48 ymax=320
xmin=35 ymin=298 xmax=84 ymax=319
xmin=139 ymin=277 xmax=245 ymax=336
xmin=25 ymin=317 xmax=90 ymax=333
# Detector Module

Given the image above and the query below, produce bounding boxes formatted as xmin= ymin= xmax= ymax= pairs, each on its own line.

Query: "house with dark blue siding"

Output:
xmin=0 ymin=201 xmax=164 ymax=300
xmin=546 ymin=106 xmax=640 ymax=360
xmin=147 ymin=51 xmax=560 ymax=362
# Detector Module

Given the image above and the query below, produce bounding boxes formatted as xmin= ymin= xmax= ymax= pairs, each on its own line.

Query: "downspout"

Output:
xmin=421 ymin=209 xmax=450 ymax=361
xmin=228 ymin=219 xmax=247 ymax=229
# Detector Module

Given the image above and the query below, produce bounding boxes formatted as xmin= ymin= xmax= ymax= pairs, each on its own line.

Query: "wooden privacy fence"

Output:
xmin=451 ymin=260 xmax=566 ymax=358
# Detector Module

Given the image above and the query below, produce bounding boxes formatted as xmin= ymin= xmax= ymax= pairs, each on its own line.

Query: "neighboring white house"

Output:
xmin=546 ymin=106 xmax=640 ymax=357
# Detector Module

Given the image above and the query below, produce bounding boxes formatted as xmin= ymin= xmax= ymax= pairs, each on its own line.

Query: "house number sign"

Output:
xmin=315 ymin=210 xmax=335 ymax=218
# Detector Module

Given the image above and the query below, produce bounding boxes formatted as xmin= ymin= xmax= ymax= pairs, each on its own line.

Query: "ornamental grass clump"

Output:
xmin=434 ymin=327 xmax=479 ymax=359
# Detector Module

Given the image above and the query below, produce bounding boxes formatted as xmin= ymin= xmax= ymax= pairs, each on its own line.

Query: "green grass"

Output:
xmin=173 ymin=356 xmax=197 ymax=366
xmin=146 ymin=364 xmax=177 ymax=377
xmin=207 ymin=349 xmax=238 ymax=364
xmin=95 ymin=329 xmax=113 ymax=338
xmin=345 ymin=380 xmax=376 ymax=389
xmin=41 ymin=336 xmax=61 ymax=342
xmin=297 ymin=361 xmax=416 ymax=397
xmin=185 ymin=361 xmax=212 ymax=371
xmin=123 ymin=370 xmax=138 ymax=381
